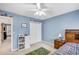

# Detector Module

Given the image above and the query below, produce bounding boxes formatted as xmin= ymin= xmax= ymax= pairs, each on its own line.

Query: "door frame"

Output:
xmin=11 ymin=17 xmax=14 ymax=51
xmin=0 ymin=16 xmax=13 ymax=51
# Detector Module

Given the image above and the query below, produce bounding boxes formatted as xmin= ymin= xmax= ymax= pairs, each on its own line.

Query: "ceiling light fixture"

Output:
xmin=34 ymin=10 xmax=46 ymax=16
xmin=34 ymin=3 xmax=46 ymax=16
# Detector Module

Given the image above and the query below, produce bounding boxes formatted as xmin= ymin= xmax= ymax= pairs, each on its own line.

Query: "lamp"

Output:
xmin=58 ymin=33 xmax=62 ymax=40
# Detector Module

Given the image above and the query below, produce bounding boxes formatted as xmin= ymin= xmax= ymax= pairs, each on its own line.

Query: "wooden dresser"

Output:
xmin=54 ymin=39 xmax=65 ymax=49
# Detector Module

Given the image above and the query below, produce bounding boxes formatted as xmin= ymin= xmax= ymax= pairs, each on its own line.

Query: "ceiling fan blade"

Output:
xmin=42 ymin=9 xmax=50 ymax=11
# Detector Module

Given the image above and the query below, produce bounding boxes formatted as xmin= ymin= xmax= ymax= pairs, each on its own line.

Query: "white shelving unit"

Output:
xmin=18 ymin=34 xmax=30 ymax=51
xmin=18 ymin=34 xmax=25 ymax=50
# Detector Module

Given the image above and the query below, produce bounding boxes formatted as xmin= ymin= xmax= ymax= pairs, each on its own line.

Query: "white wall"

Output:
xmin=0 ymin=16 xmax=11 ymax=24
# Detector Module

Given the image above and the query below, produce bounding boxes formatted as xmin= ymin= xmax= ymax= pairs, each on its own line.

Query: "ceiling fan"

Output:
xmin=29 ymin=3 xmax=49 ymax=16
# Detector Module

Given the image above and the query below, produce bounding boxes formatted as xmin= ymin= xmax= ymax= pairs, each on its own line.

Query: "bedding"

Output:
xmin=53 ymin=43 xmax=79 ymax=55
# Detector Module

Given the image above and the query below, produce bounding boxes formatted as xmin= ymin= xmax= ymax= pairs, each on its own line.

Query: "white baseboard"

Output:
xmin=11 ymin=48 xmax=18 ymax=52
xmin=42 ymin=40 xmax=53 ymax=46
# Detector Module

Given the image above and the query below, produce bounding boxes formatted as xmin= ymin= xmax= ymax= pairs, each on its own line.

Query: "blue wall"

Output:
xmin=3 ymin=11 xmax=40 ymax=49
xmin=6 ymin=13 xmax=29 ymax=49
xmin=42 ymin=10 xmax=79 ymax=43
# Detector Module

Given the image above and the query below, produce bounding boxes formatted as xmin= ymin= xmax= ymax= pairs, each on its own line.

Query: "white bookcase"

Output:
xmin=18 ymin=34 xmax=25 ymax=50
xmin=18 ymin=34 xmax=30 ymax=51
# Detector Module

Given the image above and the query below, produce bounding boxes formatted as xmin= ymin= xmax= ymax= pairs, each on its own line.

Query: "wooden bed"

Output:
xmin=65 ymin=29 xmax=79 ymax=44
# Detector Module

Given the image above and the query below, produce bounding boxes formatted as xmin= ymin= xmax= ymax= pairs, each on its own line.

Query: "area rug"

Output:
xmin=26 ymin=47 xmax=50 ymax=55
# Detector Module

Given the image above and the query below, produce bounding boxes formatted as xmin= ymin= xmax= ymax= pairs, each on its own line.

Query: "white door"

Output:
xmin=6 ymin=24 xmax=11 ymax=37
xmin=29 ymin=21 xmax=42 ymax=44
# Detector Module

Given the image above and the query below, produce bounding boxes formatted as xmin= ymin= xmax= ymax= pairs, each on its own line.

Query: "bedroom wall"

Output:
xmin=0 ymin=10 xmax=40 ymax=50
xmin=42 ymin=9 xmax=79 ymax=44
xmin=7 ymin=13 xmax=30 ymax=50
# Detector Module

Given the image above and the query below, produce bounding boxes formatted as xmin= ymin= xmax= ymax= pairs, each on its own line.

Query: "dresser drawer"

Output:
xmin=54 ymin=39 xmax=65 ymax=49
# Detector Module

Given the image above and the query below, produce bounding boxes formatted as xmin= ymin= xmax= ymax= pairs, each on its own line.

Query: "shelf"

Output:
xmin=18 ymin=35 xmax=25 ymax=50
xmin=18 ymin=42 xmax=25 ymax=44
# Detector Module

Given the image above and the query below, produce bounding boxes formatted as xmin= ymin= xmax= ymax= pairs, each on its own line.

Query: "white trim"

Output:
xmin=42 ymin=41 xmax=53 ymax=46
xmin=11 ymin=17 xmax=14 ymax=51
xmin=11 ymin=48 xmax=18 ymax=51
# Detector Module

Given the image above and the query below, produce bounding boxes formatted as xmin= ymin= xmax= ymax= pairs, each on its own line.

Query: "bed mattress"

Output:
xmin=53 ymin=43 xmax=79 ymax=55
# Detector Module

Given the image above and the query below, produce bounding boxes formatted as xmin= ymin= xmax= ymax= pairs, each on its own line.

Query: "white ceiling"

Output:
xmin=0 ymin=3 xmax=79 ymax=20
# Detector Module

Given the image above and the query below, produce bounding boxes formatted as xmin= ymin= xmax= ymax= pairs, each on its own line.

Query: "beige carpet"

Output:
xmin=0 ymin=39 xmax=56 ymax=55
xmin=6 ymin=41 xmax=56 ymax=55
xmin=0 ymin=37 xmax=11 ymax=54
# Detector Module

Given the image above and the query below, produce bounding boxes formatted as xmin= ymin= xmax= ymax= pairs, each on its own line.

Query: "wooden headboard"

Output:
xmin=65 ymin=29 xmax=79 ymax=44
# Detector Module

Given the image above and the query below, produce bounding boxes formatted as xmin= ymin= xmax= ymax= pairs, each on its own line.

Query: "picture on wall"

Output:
xmin=21 ymin=23 xmax=27 ymax=28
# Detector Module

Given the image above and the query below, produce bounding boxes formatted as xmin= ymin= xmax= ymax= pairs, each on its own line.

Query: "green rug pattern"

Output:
xmin=26 ymin=47 xmax=50 ymax=55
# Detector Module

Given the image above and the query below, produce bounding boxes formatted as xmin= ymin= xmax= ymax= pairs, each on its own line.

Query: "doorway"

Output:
xmin=0 ymin=16 xmax=12 ymax=54
xmin=1 ymin=23 xmax=11 ymax=41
